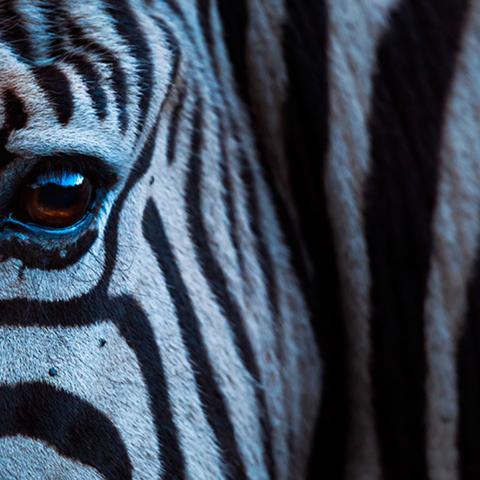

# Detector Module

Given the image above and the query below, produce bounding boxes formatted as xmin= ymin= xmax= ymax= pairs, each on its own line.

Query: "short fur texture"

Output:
xmin=1 ymin=1 xmax=480 ymax=479
xmin=0 ymin=1 xmax=320 ymax=479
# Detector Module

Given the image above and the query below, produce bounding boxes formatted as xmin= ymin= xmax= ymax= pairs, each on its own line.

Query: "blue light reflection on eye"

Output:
xmin=30 ymin=171 xmax=86 ymax=189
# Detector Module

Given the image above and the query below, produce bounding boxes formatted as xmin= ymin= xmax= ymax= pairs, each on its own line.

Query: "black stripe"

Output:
xmin=186 ymin=95 xmax=276 ymax=480
xmin=216 ymin=0 xmax=250 ymax=102
xmin=99 ymin=115 xmax=160 ymax=289
xmin=162 ymin=0 xmax=183 ymax=16
xmin=0 ymin=4 xmax=73 ymax=125
xmin=103 ymin=0 xmax=154 ymax=138
xmin=192 ymin=12 xmax=282 ymax=474
xmin=213 ymin=15 xmax=319 ymax=462
xmin=145 ymin=0 xmax=183 ymax=17
xmin=202 ymin=0 xmax=282 ymax=356
xmin=365 ymin=1 xmax=470 ymax=478
xmin=236 ymin=140 xmax=289 ymax=462
xmin=143 ymin=199 xmax=247 ymax=480
xmin=218 ymin=123 xmax=247 ymax=278
xmin=154 ymin=1 xmax=199 ymax=60
xmin=196 ymin=0 xmax=228 ymax=88
xmin=194 ymin=3 xmax=248 ymax=282
xmin=282 ymin=1 xmax=344 ymax=478
xmin=166 ymin=86 xmax=187 ymax=165
xmin=0 ymin=1 xmax=34 ymax=62
xmin=237 ymin=146 xmax=282 ymax=479
xmin=161 ymin=0 xmax=183 ymax=15
xmin=0 ymin=89 xmax=27 ymax=170
xmin=459 ymin=246 xmax=480 ymax=479
xmin=113 ymin=298 xmax=187 ymax=480
xmin=194 ymin=11 xmax=287 ymax=476
xmin=0 ymin=382 xmax=132 ymax=480
xmin=33 ymin=65 xmax=73 ymax=125
xmin=65 ymin=18 xmax=129 ymax=133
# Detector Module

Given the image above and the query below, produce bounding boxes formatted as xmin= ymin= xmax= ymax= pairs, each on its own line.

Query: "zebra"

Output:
xmin=0 ymin=0 xmax=479 ymax=479
xmin=0 ymin=1 xmax=320 ymax=479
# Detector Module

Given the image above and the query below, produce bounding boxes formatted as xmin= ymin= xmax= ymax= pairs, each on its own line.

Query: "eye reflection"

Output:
xmin=20 ymin=170 xmax=93 ymax=228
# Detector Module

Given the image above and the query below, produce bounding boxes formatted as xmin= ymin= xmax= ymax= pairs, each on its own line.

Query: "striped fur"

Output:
xmin=1 ymin=1 xmax=480 ymax=479
xmin=319 ymin=1 xmax=480 ymax=479
xmin=0 ymin=1 xmax=319 ymax=479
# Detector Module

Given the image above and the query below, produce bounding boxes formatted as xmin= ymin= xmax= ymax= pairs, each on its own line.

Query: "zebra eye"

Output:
xmin=19 ymin=170 xmax=93 ymax=229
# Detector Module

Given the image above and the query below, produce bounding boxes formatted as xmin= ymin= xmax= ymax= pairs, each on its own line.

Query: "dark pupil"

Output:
xmin=24 ymin=176 xmax=93 ymax=228
xmin=37 ymin=183 xmax=84 ymax=211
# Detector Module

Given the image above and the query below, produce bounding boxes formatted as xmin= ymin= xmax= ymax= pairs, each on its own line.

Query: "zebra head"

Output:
xmin=0 ymin=1 xmax=321 ymax=479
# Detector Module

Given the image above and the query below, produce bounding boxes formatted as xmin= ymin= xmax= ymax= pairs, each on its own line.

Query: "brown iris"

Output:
xmin=21 ymin=171 xmax=93 ymax=228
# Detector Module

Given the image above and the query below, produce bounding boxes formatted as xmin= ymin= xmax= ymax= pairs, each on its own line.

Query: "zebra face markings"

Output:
xmin=0 ymin=3 xmax=188 ymax=478
xmin=0 ymin=322 xmax=162 ymax=479
xmin=0 ymin=1 xmax=174 ymax=301
xmin=0 ymin=2 xmax=322 ymax=479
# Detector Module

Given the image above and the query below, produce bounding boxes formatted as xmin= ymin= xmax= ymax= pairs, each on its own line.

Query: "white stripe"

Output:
xmin=424 ymin=4 xmax=480 ymax=478
xmin=325 ymin=1 xmax=398 ymax=478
